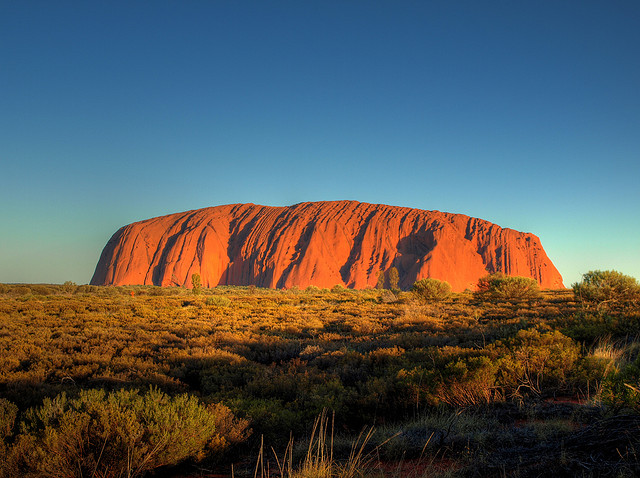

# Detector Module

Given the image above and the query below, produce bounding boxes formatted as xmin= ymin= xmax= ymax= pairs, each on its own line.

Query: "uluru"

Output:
xmin=91 ymin=201 xmax=564 ymax=292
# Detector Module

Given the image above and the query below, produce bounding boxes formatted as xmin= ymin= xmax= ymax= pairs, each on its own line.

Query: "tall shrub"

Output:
xmin=573 ymin=270 xmax=640 ymax=308
xmin=476 ymin=273 xmax=541 ymax=301
xmin=411 ymin=278 xmax=451 ymax=302
xmin=492 ymin=329 xmax=579 ymax=398
xmin=191 ymin=273 xmax=202 ymax=295
xmin=388 ymin=267 xmax=400 ymax=291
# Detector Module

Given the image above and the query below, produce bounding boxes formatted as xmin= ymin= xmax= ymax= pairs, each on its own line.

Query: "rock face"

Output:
xmin=91 ymin=201 xmax=564 ymax=291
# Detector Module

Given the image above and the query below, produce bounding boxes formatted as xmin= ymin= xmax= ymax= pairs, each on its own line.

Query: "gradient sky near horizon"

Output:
xmin=1 ymin=1 xmax=639 ymax=287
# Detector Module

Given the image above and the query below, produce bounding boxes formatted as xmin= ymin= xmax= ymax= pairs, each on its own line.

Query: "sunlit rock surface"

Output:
xmin=91 ymin=201 xmax=564 ymax=291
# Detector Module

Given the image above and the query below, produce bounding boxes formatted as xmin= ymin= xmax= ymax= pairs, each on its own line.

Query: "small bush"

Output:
xmin=9 ymin=286 xmax=31 ymax=296
xmin=206 ymin=295 xmax=231 ymax=307
xmin=29 ymin=285 xmax=53 ymax=296
xmin=62 ymin=281 xmax=77 ymax=293
xmin=493 ymin=329 xmax=579 ymax=398
xmin=434 ymin=356 xmax=501 ymax=407
xmin=573 ymin=270 xmax=640 ymax=308
xmin=331 ymin=284 xmax=348 ymax=293
xmin=411 ymin=278 xmax=451 ymax=302
xmin=475 ymin=273 xmax=541 ymax=301
xmin=379 ymin=289 xmax=398 ymax=304
xmin=74 ymin=284 xmax=98 ymax=294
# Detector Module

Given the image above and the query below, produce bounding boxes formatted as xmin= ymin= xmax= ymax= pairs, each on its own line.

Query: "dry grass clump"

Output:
xmin=253 ymin=411 xmax=384 ymax=478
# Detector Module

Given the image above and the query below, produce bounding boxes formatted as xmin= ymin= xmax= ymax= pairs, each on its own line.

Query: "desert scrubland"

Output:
xmin=1 ymin=273 xmax=640 ymax=477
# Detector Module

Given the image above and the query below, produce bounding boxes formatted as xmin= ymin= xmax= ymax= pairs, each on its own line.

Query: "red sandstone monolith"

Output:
xmin=91 ymin=201 xmax=564 ymax=292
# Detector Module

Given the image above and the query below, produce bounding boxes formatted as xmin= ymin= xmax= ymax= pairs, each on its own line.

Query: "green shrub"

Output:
xmin=29 ymin=285 xmax=53 ymax=296
xmin=434 ymin=356 xmax=500 ymax=407
xmin=7 ymin=388 xmax=249 ymax=478
xmin=573 ymin=270 xmax=640 ymax=308
xmin=62 ymin=281 xmax=77 ymax=293
xmin=398 ymin=356 xmax=500 ymax=408
xmin=331 ymin=284 xmax=348 ymax=293
xmin=411 ymin=278 xmax=451 ymax=302
xmin=475 ymin=273 xmax=541 ymax=301
xmin=206 ymin=295 xmax=231 ymax=307
xmin=74 ymin=284 xmax=98 ymax=294
xmin=492 ymin=329 xmax=579 ymax=398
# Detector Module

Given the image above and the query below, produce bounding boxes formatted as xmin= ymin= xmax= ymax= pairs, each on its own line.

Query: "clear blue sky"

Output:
xmin=1 ymin=1 xmax=639 ymax=287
